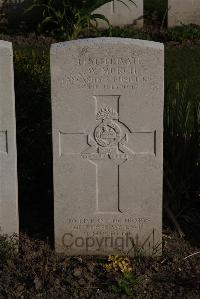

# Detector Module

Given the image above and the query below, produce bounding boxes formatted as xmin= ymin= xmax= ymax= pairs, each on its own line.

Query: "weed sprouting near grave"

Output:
xmin=101 ymin=254 xmax=139 ymax=296
xmin=25 ymin=0 xmax=136 ymax=39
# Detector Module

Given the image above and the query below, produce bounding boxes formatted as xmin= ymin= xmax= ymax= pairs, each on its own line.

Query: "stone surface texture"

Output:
xmin=168 ymin=0 xmax=200 ymax=27
xmin=93 ymin=0 xmax=143 ymax=28
xmin=0 ymin=40 xmax=18 ymax=236
xmin=51 ymin=38 xmax=164 ymax=256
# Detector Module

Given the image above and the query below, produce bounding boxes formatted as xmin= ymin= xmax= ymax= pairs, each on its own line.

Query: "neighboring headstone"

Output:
xmin=51 ymin=38 xmax=164 ymax=256
xmin=168 ymin=0 xmax=200 ymax=27
xmin=0 ymin=41 xmax=18 ymax=236
xmin=93 ymin=0 xmax=143 ymax=28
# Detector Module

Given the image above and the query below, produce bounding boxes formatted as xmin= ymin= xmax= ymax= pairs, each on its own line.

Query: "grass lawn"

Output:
xmin=165 ymin=47 xmax=200 ymax=82
xmin=165 ymin=47 xmax=200 ymax=100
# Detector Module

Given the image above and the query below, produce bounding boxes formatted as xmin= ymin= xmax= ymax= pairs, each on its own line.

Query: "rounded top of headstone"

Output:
xmin=51 ymin=37 xmax=164 ymax=54
xmin=0 ymin=40 xmax=12 ymax=49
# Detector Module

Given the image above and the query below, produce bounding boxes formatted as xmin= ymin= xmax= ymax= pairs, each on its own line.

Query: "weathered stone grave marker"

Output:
xmin=93 ymin=0 xmax=143 ymax=28
xmin=51 ymin=38 xmax=164 ymax=255
xmin=168 ymin=0 xmax=200 ymax=27
xmin=0 ymin=40 xmax=18 ymax=235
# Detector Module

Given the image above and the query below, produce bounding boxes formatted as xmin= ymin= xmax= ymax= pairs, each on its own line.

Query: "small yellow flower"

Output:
xmin=102 ymin=255 xmax=133 ymax=273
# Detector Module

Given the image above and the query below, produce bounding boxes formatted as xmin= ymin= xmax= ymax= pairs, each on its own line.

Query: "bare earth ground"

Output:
xmin=0 ymin=228 xmax=199 ymax=298
xmin=1 ymin=32 xmax=200 ymax=48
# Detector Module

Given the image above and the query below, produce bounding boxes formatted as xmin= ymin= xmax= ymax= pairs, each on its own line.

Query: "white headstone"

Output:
xmin=0 ymin=41 xmax=18 ymax=236
xmin=93 ymin=0 xmax=143 ymax=28
xmin=51 ymin=38 xmax=164 ymax=256
xmin=168 ymin=0 xmax=200 ymax=27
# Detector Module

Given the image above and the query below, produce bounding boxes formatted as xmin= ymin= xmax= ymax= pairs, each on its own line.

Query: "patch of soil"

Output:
xmin=1 ymin=31 xmax=200 ymax=49
xmin=0 ymin=229 xmax=199 ymax=298
xmin=165 ymin=39 xmax=200 ymax=48
xmin=0 ymin=33 xmax=57 ymax=48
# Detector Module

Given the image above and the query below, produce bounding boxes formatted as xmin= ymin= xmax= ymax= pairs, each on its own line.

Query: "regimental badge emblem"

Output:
xmin=81 ymin=105 xmax=134 ymax=164
xmin=94 ymin=107 xmax=122 ymax=147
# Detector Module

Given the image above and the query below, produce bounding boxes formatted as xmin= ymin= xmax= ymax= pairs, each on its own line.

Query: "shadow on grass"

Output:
xmin=14 ymin=47 xmax=54 ymax=247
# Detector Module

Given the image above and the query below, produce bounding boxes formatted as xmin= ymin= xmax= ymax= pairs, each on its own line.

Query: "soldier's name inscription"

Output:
xmin=61 ymin=55 xmax=153 ymax=90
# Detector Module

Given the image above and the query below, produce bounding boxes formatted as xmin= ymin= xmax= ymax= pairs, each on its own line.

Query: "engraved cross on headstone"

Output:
xmin=60 ymin=95 xmax=156 ymax=213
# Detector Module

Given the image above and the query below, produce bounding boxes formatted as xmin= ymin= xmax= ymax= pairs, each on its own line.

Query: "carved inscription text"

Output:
xmin=61 ymin=55 xmax=151 ymax=89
